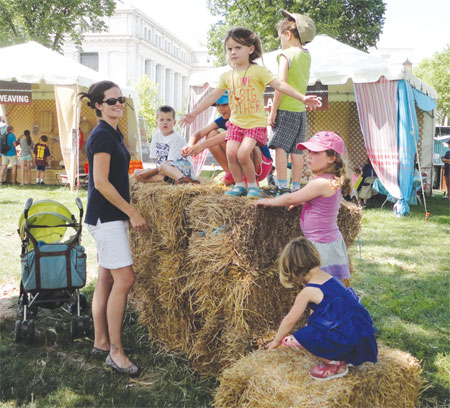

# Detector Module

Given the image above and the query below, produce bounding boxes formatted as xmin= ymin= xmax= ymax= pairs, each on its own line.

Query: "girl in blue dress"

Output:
xmin=266 ymin=237 xmax=377 ymax=381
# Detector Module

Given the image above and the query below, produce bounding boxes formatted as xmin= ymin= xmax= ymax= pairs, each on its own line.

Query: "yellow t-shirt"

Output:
xmin=217 ymin=65 xmax=274 ymax=129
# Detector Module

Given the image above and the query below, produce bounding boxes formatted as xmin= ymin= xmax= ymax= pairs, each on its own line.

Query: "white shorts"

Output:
xmin=2 ymin=155 xmax=18 ymax=166
xmin=86 ymin=219 xmax=133 ymax=269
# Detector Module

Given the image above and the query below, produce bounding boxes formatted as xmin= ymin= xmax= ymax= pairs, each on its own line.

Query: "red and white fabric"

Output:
xmin=183 ymin=85 xmax=217 ymax=177
xmin=354 ymin=77 xmax=401 ymax=199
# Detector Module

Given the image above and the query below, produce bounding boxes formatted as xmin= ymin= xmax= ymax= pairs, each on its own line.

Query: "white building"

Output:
xmin=62 ymin=1 xmax=214 ymax=112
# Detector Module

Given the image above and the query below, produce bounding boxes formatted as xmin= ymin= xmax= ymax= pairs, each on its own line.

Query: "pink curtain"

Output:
xmin=183 ymin=84 xmax=217 ymax=177
xmin=354 ymin=77 xmax=401 ymax=199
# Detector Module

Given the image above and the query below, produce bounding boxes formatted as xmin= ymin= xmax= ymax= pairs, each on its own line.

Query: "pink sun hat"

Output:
xmin=297 ymin=131 xmax=344 ymax=155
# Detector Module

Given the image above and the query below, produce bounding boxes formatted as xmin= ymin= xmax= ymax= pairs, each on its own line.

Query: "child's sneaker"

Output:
xmin=309 ymin=361 xmax=348 ymax=381
xmin=275 ymin=187 xmax=290 ymax=196
xmin=225 ymin=186 xmax=247 ymax=197
xmin=246 ymin=187 xmax=261 ymax=200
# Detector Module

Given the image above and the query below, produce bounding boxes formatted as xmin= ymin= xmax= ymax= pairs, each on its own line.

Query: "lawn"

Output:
xmin=0 ymin=184 xmax=449 ymax=407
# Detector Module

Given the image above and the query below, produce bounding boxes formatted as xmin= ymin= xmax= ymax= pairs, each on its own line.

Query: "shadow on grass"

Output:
xmin=0 ymin=285 xmax=217 ymax=408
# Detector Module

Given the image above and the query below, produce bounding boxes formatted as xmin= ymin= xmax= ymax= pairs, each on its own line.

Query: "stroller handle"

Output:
xmin=24 ymin=198 xmax=34 ymax=219
xmin=75 ymin=197 xmax=84 ymax=221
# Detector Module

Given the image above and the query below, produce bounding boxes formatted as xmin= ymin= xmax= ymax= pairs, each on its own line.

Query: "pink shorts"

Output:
xmin=225 ymin=122 xmax=267 ymax=146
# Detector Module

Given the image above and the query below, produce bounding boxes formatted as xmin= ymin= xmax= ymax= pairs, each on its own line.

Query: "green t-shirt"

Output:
xmin=278 ymin=47 xmax=311 ymax=113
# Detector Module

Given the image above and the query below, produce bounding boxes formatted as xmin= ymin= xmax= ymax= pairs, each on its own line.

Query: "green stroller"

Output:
xmin=16 ymin=198 xmax=90 ymax=342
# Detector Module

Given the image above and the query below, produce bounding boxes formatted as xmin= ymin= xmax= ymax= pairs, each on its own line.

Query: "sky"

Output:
xmin=129 ymin=0 xmax=449 ymax=63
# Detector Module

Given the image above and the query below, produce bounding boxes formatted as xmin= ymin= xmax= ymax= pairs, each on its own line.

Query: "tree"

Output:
xmin=414 ymin=46 xmax=450 ymax=126
xmin=135 ymin=76 xmax=161 ymax=141
xmin=206 ymin=0 xmax=386 ymax=65
xmin=0 ymin=0 xmax=115 ymax=53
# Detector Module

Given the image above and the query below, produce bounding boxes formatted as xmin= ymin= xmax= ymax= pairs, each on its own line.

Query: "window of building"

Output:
xmin=80 ymin=52 xmax=99 ymax=71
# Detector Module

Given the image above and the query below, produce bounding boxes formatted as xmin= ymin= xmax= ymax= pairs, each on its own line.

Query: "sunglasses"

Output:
xmin=102 ymin=96 xmax=126 ymax=105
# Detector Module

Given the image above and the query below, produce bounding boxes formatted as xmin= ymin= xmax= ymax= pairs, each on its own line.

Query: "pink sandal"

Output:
xmin=282 ymin=335 xmax=304 ymax=349
xmin=309 ymin=360 xmax=348 ymax=381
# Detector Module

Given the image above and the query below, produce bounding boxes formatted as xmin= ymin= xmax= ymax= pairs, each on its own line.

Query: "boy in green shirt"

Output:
xmin=269 ymin=10 xmax=316 ymax=194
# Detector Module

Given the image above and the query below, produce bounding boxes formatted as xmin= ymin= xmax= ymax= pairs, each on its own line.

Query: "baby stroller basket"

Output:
xmin=16 ymin=197 xmax=90 ymax=343
xmin=19 ymin=198 xmax=86 ymax=291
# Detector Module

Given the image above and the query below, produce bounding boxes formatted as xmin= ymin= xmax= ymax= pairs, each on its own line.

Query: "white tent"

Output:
xmin=0 ymin=41 xmax=141 ymax=190
xmin=188 ymin=35 xmax=438 ymax=210
xmin=190 ymin=35 xmax=436 ymax=96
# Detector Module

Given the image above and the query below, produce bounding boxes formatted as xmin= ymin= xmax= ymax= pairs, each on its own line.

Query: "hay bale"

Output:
xmin=214 ymin=345 xmax=423 ymax=408
xmin=129 ymin=183 xmax=362 ymax=376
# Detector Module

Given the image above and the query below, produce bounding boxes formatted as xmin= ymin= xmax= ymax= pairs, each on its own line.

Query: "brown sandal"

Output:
xmin=175 ymin=176 xmax=200 ymax=185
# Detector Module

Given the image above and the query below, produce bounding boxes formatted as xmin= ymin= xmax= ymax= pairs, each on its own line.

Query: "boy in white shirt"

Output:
xmin=134 ymin=105 xmax=198 ymax=184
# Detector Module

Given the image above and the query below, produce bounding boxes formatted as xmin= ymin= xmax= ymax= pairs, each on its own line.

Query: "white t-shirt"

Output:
xmin=150 ymin=130 xmax=187 ymax=166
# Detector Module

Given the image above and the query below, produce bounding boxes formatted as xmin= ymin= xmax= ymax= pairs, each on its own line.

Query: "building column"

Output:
xmin=165 ymin=68 xmax=173 ymax=107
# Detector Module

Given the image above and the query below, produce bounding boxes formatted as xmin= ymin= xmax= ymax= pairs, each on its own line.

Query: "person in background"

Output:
xmin=361 ymin=159 xmax=377 ymax=180
xmin=441 ymin=141 xmax=450 ymax=200
xmin=269 ymin=10 xmax=316 ymax=195
xmin=0 ymin=125 xmax=18 ymax=185
xmin=33 ymin=135 xmax=51 ymax=185
xmin=80 ymin=80 xmax=147 ymax=376
xmin=18 ymin=130 xmax=33 ymax=185
xmin=266 ymin=237 xmax=377 ymax=381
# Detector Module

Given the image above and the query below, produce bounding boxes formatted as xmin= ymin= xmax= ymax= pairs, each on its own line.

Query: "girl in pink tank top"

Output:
xmin=255 ymin=131 xmax=351 ymax=280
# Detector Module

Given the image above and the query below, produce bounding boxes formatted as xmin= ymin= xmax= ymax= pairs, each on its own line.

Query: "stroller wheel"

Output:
xmin=23 ymin=319 xmax=35 ymax=343
xmin=15 ymin=320 xmax=22 ymax=343
xmin=70 ymin=317 xmax=79 ymax=340
xmin=81 ymin=316 xmax=91 ymax=337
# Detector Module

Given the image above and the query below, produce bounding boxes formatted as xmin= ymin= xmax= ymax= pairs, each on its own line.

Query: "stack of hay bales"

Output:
xmin=129 ymin=181 xmax=362 ymax=376
xmin=214 ymin=345 xmax=423 ymax=407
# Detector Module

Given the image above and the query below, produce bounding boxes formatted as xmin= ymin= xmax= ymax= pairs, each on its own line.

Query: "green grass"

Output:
xmin=0 ymin=185 xmax=449 ymax=407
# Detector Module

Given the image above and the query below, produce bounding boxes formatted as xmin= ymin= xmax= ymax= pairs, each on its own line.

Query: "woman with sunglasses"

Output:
xmin=79 ymin=81 xmax=147 ymax=376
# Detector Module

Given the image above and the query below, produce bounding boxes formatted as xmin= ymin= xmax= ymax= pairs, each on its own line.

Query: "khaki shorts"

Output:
xmin=87 ymin=219 xmax=133 ymax=269
xmin=2 ymin=155 xmax=18 ymax=166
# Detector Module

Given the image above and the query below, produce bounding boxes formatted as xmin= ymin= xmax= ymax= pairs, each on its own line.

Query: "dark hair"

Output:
xmin=24 ymin=129 xmax=32 ymax=146
xmin=276 ymin=18 xmax=301 ymax=41
xmin=156 ymin=105 xmax=176 ymax=119
xmin=40 ymin=135 xmax=48 ymax=143
xmin=279 ymin=237 xmax=321 ymax=288
xmin=224 ymin=27 xmax=263 ymax=64
xmin=6 ymin=125 xmax=13 ymax=133
xmin=79 ymin=80 xmax=120 ymax=118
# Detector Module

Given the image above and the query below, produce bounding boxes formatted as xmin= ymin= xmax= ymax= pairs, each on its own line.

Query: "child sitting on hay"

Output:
xmin=134 ymin=105 xmax=199 ymax=185
xmin=266 ymin=237 xmax=378 ymax=381
xmin=181 ymin=91 xmax=273 ymax=186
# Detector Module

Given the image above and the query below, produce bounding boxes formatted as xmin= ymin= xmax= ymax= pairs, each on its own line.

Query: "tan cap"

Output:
xmin=281 ymin=10 xmax=316 ymax=44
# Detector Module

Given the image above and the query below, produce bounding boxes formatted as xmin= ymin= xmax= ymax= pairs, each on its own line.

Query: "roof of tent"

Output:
xmin=0 ymin=41 xmax=105 ymax=88
xmin=189 ymin=35 xmax=437 ymax=99
xmin=0 ymin=41 xmax=139 ymax=104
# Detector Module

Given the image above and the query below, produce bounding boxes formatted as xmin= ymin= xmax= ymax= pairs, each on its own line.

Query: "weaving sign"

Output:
xmin=0 ymin=81 xmax=32 ymax=105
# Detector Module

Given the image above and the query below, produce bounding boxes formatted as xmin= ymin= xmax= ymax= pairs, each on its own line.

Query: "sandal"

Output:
xmin=282 ymin=335 xmax=304 ymax=349
xmin=105 ymin=354 xmax=139 ymax=376
xmin=91 ymin=346 xmax=109 ymax=358
xmin=309 ymin=360 xmax=348 ymax=381
xmin=175 ymin=176 xmax=200 ymax=185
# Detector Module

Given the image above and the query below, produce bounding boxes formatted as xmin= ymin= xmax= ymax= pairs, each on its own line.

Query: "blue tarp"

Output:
xmin=395 ymin=80 xmax=419 ymax=216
